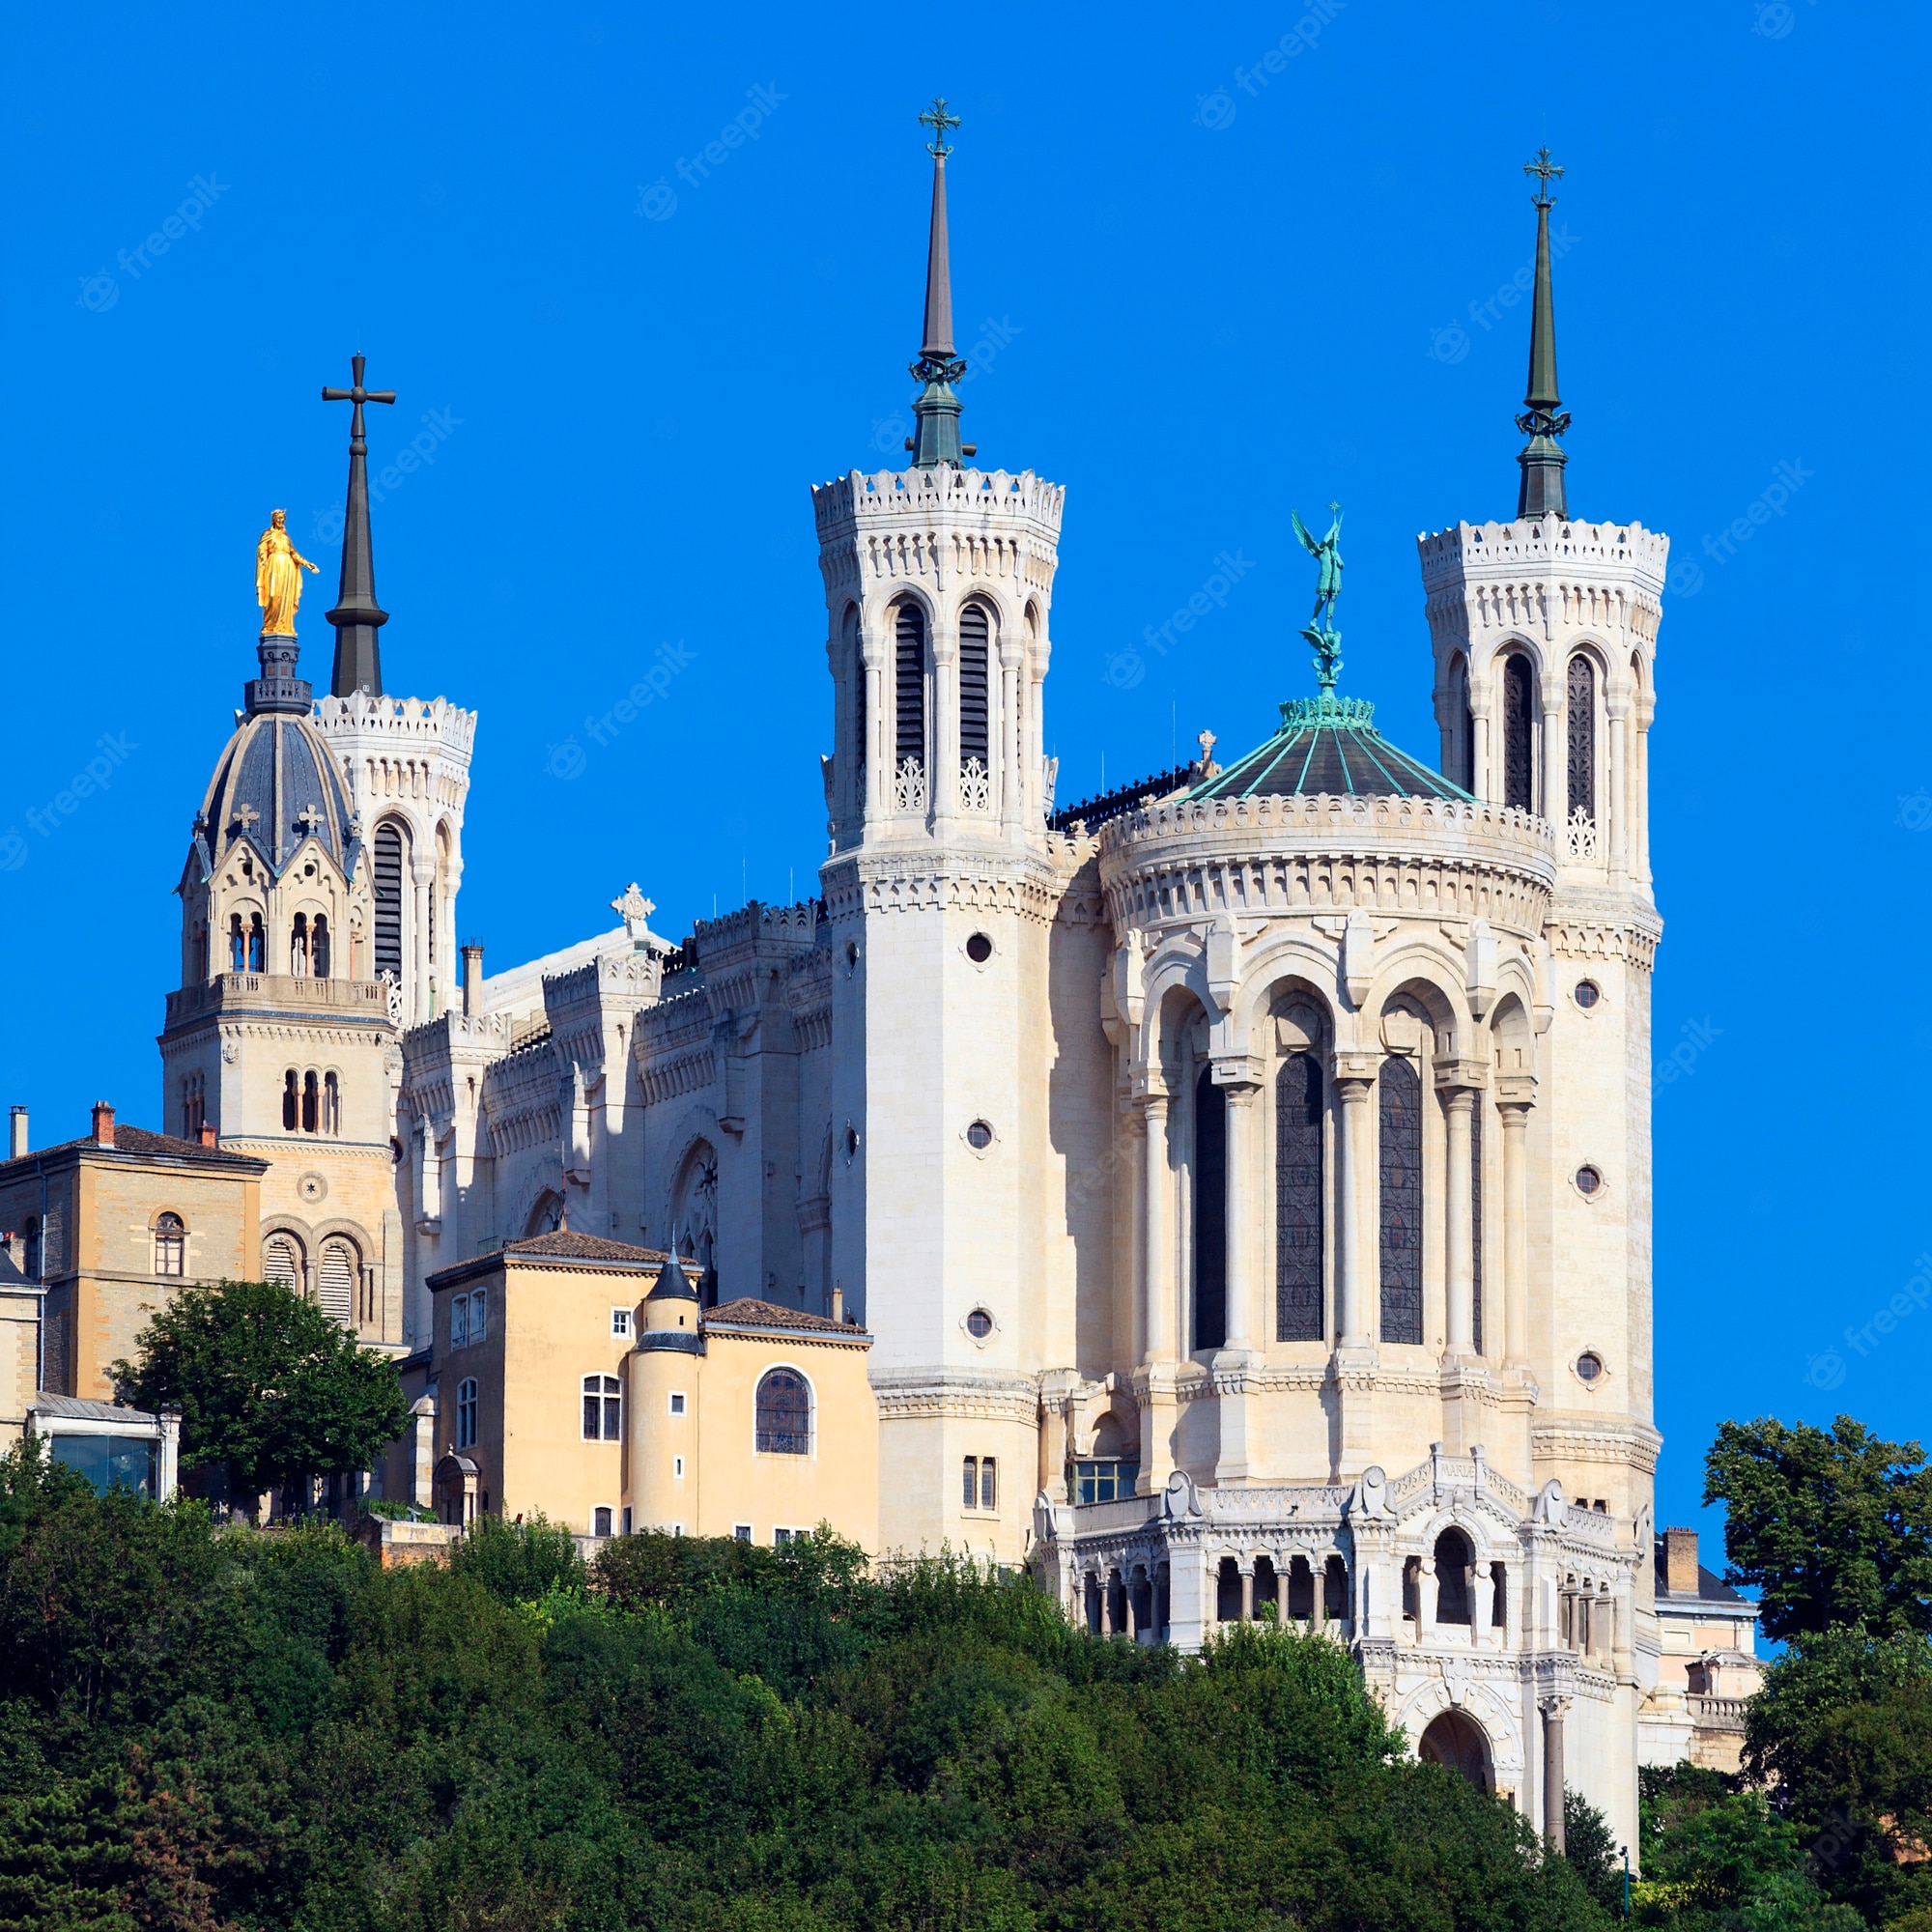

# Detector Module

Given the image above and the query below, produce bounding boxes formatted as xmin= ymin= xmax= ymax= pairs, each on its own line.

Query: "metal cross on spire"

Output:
xmin=321 ymin=353 xmax=396 ymax=441
xmin=320 ymin=354 xmax=396 ymax=699
xmin=919 ymin=96 xmax=960 ymax=157
xmin=1524 ymin=146 xmax=1563 ymax=210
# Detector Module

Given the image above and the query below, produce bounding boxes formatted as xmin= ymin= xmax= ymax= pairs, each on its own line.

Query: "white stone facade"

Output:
xmin=159 ymin=412 xmax=1675 ymax=1857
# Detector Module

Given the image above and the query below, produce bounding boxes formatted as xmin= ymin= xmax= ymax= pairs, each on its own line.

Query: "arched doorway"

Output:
xmin=1418 ymin=1710 xmax=1492 ymax=1793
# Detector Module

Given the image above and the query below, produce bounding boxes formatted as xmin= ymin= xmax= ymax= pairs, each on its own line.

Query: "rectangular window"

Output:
xmin=451 ymin=1294 xmax=469 ymax=1350
xmin=469 ymin=1290 xmax=487 ymax=1342
xmin=593 ymin=1506 xmax=612 ymax=1537
xmin=622 ymin=1507 xmax=632 ymax=1535
xmin=733 ymin=1523 xmax=752 ymax=1542
xmin=774 ymin=1526 xmax=794 ymax=1547
xmin=962 ymin=1456 xmax=979 ymax=1509
xmin=673 ymin=1455 xmax=684 ymax=1478
xmin=669 ymin=1391 xmax=686 ymax=1416
xmin=1065 ymin=1460 xmax=1139 ymax=1506
xmin=980 ymin=1457 xmax=998 ymax=1512
xmin=456 ymin=1378 xmax=478 ymax=1449
xmin=582 ymin=1390 xmax=600 ymax=1439
xmin=611 ymin=1307 xmax=631 ymax=1337
xmin=603 ymin=1389 xmax=621 ymax=1439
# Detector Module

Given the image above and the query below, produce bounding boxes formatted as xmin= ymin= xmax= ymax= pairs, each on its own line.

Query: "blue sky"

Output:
xmin=5 ymin=2 xmax=1926 ymax=1549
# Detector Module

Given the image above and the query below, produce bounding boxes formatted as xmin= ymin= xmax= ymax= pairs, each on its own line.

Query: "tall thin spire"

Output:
xmin=908 ymin=99 xmax=967 ymax=469
xmin=1515 ymin=149 xmax=1571 ymax=523
xmin=321 ymin=355 xmax=396 ymax=696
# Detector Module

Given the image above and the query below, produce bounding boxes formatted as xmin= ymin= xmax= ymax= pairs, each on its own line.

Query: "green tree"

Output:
xmin=112 ymin=1277 xmax=407 ymax=1514
xmin=1566 ymin=1787 xmax=1626 ymax=1918
xmin=1703 ymin=1415 xmax=1932 ymax=1640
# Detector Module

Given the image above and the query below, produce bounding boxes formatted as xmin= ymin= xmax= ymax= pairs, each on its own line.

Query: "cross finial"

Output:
xmin=295 ymin=804 xmax=325 ymax=837
xmin=320 ymin=354 xmax=397 ymax=449
xmin=920 ymin=97 xmax=960 ymax=158
xmin=1524 ymin=146 xmax=1563 ymax=210
xmin=234 ymin=802 xmax=260 ymax=831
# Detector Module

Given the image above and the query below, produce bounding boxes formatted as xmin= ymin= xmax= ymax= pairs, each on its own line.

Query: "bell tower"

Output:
xmin=814 ymin=102 xmax=1065 ymax=1555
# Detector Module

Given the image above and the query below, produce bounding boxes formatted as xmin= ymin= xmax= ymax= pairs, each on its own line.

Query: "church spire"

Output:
xmin=908 ymin=99 xmax=968 ymax=470
xmin=321 ymin=355 xmax=396 ymax=697
xmin=1514 ymin=150 xmax=1571 ymax=523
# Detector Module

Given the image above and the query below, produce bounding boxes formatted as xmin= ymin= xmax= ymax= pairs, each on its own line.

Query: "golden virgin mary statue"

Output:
xmin=255 ymin=508 xmax=319 ymax=636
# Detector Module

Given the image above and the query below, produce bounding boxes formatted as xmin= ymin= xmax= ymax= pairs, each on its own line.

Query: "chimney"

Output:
xmin=8 ymin=1107 xmax=26 ymax=1159
xmin=198 ymin=1122 xmax=219 ymax=1149
xmin=461 ymin=941 xmax=485 ymax=1017
xmin=91 ymin=1101 xmax=116 ymax=1148
xmin=1663 ymin=1525 xmax=1700 ymax=1598
xmin=832 ymin=1285 xmax=844 ymax=1324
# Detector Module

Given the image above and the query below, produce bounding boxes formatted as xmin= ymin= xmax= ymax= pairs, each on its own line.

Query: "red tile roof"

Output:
xmin=705 ymin=1296 xmax=867 ymax=1336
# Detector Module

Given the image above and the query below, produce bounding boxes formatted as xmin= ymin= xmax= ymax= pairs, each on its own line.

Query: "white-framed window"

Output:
xmin=469 ymin=1289 xmax=487 ymax=1341
xmin=733 ymin=1523 xmax=752 ymax=1542
xmin=592 ymin=1505 xmax=613 ymax=1537
xmin=451 ymin=1294 xmax=469 ymax=1350
xmin=962 ymin=1456 xmax=999 ymax=1512
xmin=775 ymin=1526 xmax=804 ymax=1547
xmin=153 ymin=1212 xmax=186 ymax=1279
xmin=611 ymin=1306 xmax=631 ymax=1338
xmin=456 ymin=1377 xmax=478 ymax=1449
xmin=582 ymin=1374 xmax=621 ymax=1440
xmin=668 ymin=1391 xmax=687 ymax=1416
xmin=753 ymin=1367 xmax=810 ymax=1456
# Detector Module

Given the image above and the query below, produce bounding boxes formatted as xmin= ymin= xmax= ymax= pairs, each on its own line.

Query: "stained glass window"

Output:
xmin=1275 ymin=1053 xmax=1324 ymax=1341
xmin=754 ymin=1369 xmax=810 ymax=1455
xmin=1503 ymin=654 xmax=1535 ymax=811
xmin=1379 ymin=1057 xmax=1423 ymax=1345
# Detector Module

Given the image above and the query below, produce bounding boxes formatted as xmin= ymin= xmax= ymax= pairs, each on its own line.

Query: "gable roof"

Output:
xmin=705 ymin=1296 xmax=869 ymax=1341
xmin=0 ymin=1123 xmax=268 ymax=1179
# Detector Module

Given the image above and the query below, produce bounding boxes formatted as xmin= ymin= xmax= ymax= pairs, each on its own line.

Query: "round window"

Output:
xmin=844 ymin=940 xmax=860 ymax=976
xmin=1576 ymin=1351 xmax=1604 ymax=1383
xmin=965 ymin=1308 xmax=994 ymax=1339
xmin=844 ymin=1124 xmax=861 ymax=1159
xmin=965 ymin=932 xmax=993 ymax=964
xmin=1575 ymin=980 xmax=1600 ymax=1009
xmin=1575 ymin=1164 xmax=1603 ymax=1196
xmin=966 ymin=1120 xmax=994 ymax=1151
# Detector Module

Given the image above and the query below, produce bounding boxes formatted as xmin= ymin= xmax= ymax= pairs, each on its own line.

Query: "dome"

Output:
xmin=1187 ymin=695 xmax=1471 ymax=805
xmin=194 ymin=637 xmax=355 ymax=877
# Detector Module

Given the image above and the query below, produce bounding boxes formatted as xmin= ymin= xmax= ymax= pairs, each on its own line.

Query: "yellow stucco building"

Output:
xmin=404 ymin=1231 xmax=876 ymax=1548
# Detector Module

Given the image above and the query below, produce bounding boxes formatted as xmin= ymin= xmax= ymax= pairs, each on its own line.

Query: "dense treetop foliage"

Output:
xmin=0 ymin=1443 xmax=1605 ymax=1932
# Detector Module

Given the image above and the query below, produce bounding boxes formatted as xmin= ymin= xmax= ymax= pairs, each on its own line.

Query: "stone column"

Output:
xmin=1441 ymin=1086 xmax=1475 ymax=1357
xmin=1141 ymin=1094 xmax=1172 ymax=1364
xmin=932 ymin=623 xmax=956 ymax=832
xmin=1498 ymin=1099 xmax=1532 ymax=1369
xmin=1540 ymin=668 xmax=1564 ymax=824
xmin=1419 ymin=1557 xmax=1438 ymax=1645
xmin=1098 ymin=1573 xmax=1113 ymax=1636
xmin=1541 ymin=1698 xmax=1569 ymax=1849
xmin=861 ymin=652 xmax=884 ymax=827
xmin=1239 ymin=1563 xmax=1255 ymax=1623
xmin=1335 ymin=1069 xmax=1376 ymax=1348
xmin=998 ymin=651 xmax=1022 ymax=834
xmin=1277 ymin=1562 xmax=1292 ymax=1626
xmin=1606 ymin=690 xmax=1630 ymax=882
xmin=1124 ymin=1571 xmax=1139 ymax=1640
xmin=1470 ymin=681 xmax=1492 ymax=802
xmin=411 ymin=852 xmax=436 ymax=1023
xmin=1311 ymin=1555 xmax=1327 ymax=1632
xmin=1472 ymin=1562 xmax=1494 ymax=1648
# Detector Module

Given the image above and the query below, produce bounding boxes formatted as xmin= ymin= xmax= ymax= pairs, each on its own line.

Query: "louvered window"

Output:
xmin=1275 ymin=1054 xmax=1324 ymax=1341
xmin=1567 ymin=654 xmax=1596 ymax=820
xmin=1502 ymin=655 xmax=1535 ymax=811
xmin=895 ymin=605 xmax=925 ymax=769
xmin=374 ymin=822 xmax=405 ymax=982
xmin=264 ymin=1234 xmax=302 ymax=1293
xmin=958 ymin=603 xmax=989 ymax=769
xmin=317 ymin=1240 xmax=355 ymax=1323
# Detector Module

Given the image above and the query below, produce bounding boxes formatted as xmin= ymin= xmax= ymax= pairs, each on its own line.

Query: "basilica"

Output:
xmin=0 ymin=121 xmax=1759 ymax=1855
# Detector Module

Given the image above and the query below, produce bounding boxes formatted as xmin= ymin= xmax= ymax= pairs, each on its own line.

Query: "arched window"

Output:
xmin=324 ymin=1071 xmax=341 ymax=1137
xmin=312 ymin=915 xmax=330 ymax=979
xmin=895 ymin=603 xmax=926 ymax=776
xmin=1490 ymin=1561 xmax=1508 ymax=1629
xmin=1566 ymin=653 xmax=1596 ymax=821
xmin=456 ymin=1377 xmax=478 ymax=1449
xmin=263 ymin=1234 xmax=302 ymax=1293
xmin=1502 ymin=653 xmax=1535 ymax=812
xmin=754 ymin=1368 xmax=810 ymax=1454
xmin=525 ymin=1190 xmax=564 ymax=1238
xmin=229 ymin=914 xmax=245 ymax=971
xmin=291 ymin=913 xmax=309 ymax=977
xmin=1470 ymin=1103 xmax=1484 ymax=1355
xmin=958 ymin=602 xmax=990 ymax=773
xmin=1449 ymin=653 xmax=1474 ymax=792
xmin=301 ymin=1070 xmax=319 ymax=1135
xmin=247 ymin=913 xmax=266 ymax=973
xmin=151 ymin=1211 xmax=185 ymax=1279
xmin=373 ymin=822 xmax=405 ymax=985
xmin=1435 ymin=1528 xmax=1474 ymax=1624
xmin=582 ymin=1374 xmax=621 ymax=1441
xmin=22 ymin=1218 xmax=41 ymax=1282
xmin=1275 ymin=1052 xmax=1324 ymax=1342
xmin=1378 ymin=1057 xmax=1423 ymax=1345
xmin=1192 ymin=1066 xmax=1227 ymax=1352
xmin=282 ymin=1069 xmax=298 ymax=1132
xmin=192 ymin=923 xmax=209 ymax=982
xmin=317 ymin=1238 xmax=356 ymax=1323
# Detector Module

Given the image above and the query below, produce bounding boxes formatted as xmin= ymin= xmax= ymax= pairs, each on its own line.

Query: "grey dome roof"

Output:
xmin=196 ymin=709 xmax=355 ymax=879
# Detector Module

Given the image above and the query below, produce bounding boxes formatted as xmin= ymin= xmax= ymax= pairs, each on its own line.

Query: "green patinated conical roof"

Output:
xmin=1186 ymin=695 xmax=1472 ymax=804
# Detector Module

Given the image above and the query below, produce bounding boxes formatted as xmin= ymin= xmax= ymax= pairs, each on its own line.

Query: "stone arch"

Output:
xmin=668 ymin=1136 xmax=720 ymax=1298
xmin=1399 ymin=1677 xmax=1523 ymax=1795
xmin=1418 ymin=1710 xmax=1492 ymax=1791
xmin=1491 ymin=991 xmax=1534 ymax=1081
xmin=523 ymin=1189 xmax=563 ymax=1238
